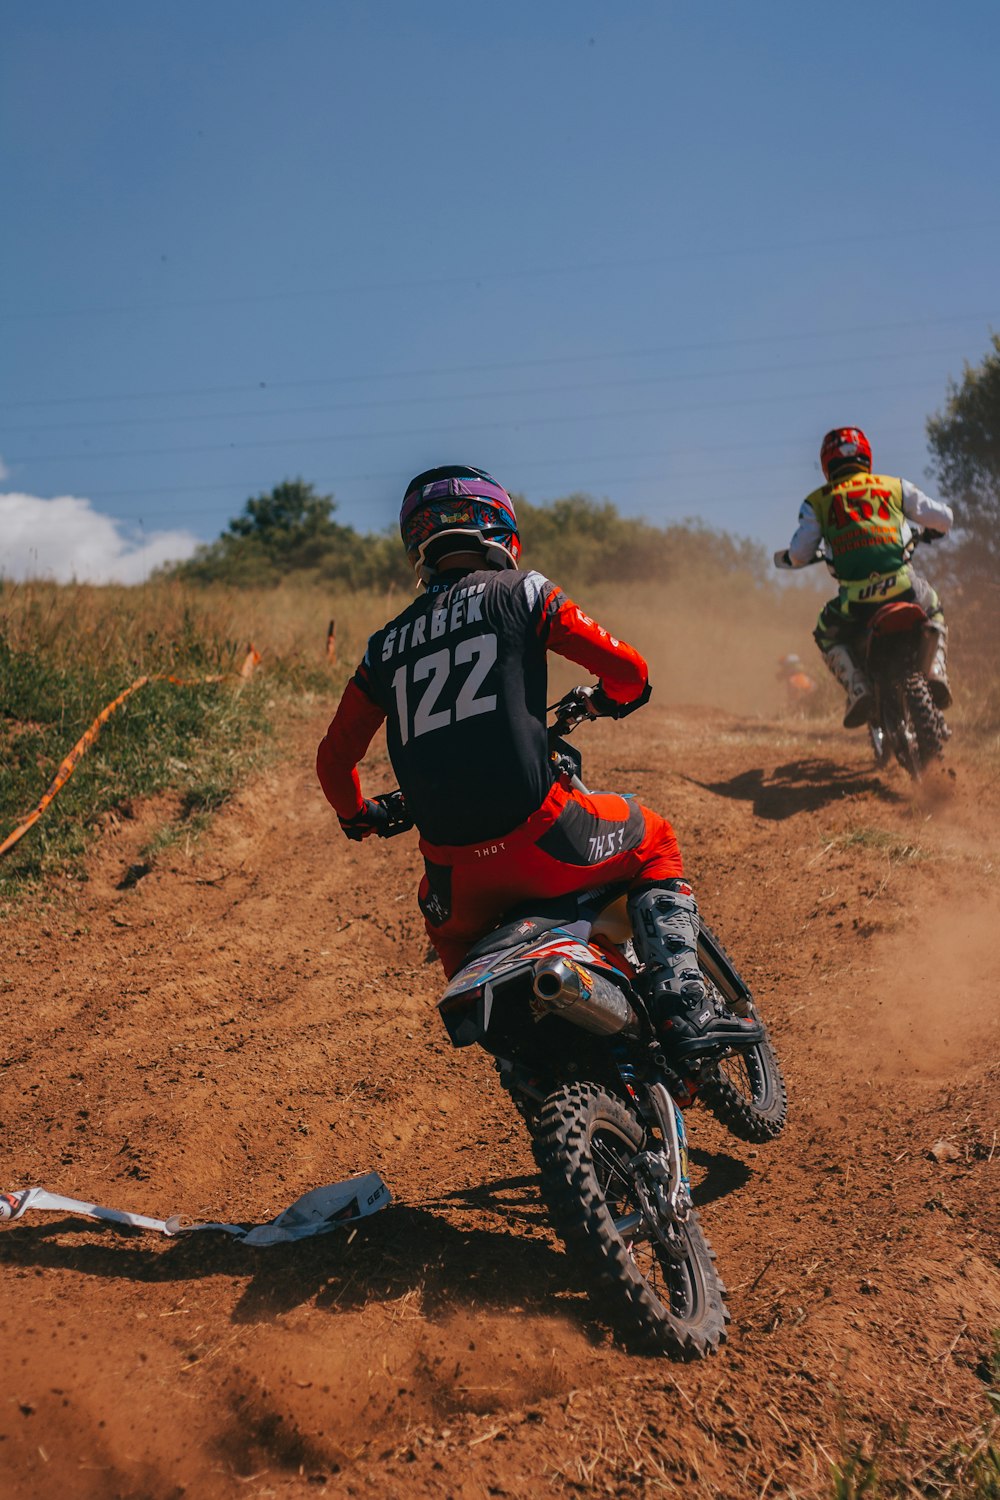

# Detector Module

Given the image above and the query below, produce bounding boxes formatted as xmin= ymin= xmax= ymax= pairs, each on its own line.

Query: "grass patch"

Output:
xmin=835 ymin=827 xmax=928 ymax=863
xmin=828 ymin=1335 xmax=1000 ymax=1498
xmin=0 ymin=577 xmax=388 ymax=904
xmin=0 ymin=638 xmax=270 ymax=898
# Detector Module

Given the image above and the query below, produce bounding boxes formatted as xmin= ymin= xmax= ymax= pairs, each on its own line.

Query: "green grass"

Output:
xmin=828 ymin=1336 xmax=1000 ymax=1499
xmin=0 ymin=578 xmax=376 ymax=904
xmin=0 ymin=639 xmax=268 ymax=898
xmin=835 ymin=827 xmax=928 ymax=862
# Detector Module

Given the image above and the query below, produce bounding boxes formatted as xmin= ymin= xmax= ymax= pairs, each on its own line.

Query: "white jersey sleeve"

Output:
xmin=901 ymin=480 xmax=953 ymax=534
xmin=785 ymin=500 xmax=824 ymax=566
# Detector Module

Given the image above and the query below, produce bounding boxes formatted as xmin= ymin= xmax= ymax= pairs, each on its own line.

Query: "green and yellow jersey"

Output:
xmin=803 ymin=473 xmax=909 ymax=583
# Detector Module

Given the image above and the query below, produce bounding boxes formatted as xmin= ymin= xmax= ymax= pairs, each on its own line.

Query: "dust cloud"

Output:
xmin=574 ymin=576 xmax=831 ymax=718
xmin=862 ymin=892 xmax=1000 ymax=1077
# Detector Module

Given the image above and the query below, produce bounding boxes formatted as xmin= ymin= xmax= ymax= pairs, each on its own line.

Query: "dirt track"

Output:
xmin=1 ymin=702 xmax=998 ymax=1498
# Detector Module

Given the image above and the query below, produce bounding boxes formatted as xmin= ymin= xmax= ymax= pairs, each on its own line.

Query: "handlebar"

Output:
xmin=548 ymin=686 xmax=599 ymax=737
xmin=368 ymin=789 xmax=415 ymax=838
xmin=549 ymin=681 xmax=652 ymax=732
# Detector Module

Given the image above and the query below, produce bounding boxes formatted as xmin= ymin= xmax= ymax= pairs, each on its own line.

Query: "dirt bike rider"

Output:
xmin=776 ymin=653 xmax=816 ymax=708
xmin=317 ymin=464 xmax=764 ymax=1066
xmin=774 ymin=427 xmax=954 ymax=727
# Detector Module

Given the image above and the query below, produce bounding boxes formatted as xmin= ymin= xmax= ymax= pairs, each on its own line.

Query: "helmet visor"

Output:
xmin=401 ymin=496 xmax=517 ymax=558
xmin=401 ymin=476 xmax=515 ymax=528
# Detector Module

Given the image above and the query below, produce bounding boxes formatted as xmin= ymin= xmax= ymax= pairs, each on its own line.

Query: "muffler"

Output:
xmin=532 ymin=957 xmax=640 ymax=1038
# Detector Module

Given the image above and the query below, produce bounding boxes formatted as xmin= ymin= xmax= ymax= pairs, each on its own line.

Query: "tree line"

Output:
xmin=167 ymin=484 xmax=770 ymax=594
xmin=167 ymin=330 xmax=999 ymax=599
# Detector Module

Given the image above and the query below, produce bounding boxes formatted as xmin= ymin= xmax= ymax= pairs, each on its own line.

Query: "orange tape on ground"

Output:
xmin=0 ymin=662 xmax=253 ymax=862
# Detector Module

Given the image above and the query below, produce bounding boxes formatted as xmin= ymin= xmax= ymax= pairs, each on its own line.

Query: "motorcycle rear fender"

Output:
xmin=438 ymin=946 xmax=534 ymax=1048
xmin=438 ymin=978 xmax=498 ymax=1048
xmin=867 ymin=600 xmax=928 ymax=637
xmin=865 ymin=601 xmax=942 ymax=680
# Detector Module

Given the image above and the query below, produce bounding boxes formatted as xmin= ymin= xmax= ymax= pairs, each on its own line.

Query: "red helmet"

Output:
xmin=400 ymin=465 xmax=521 ymax=581
xmin=820 ymin=427 xmax=872 ymax=481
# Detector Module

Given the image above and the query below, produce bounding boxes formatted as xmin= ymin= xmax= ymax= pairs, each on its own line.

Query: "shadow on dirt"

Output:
xmin=0 ymin=1205 xmax=579 ymax=1329
xmin=687 ymin=1146 xmax=752 ymax=1205
xmin=0 ymin=1153 xmax=752 ymax=1329
xmin=681 ymin=758 xmax=906 ymax=820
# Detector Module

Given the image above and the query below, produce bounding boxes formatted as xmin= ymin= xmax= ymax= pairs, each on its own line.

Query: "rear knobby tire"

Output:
xmin=532 ymin=1082 xmax=729 ymax=1357
xmin=696 ymin=925 xmax=788 ymax=1143
xmin=698 ymin=1019 xmax=788 ymax=1143
xmin=906 ymin=672 xmax=948 ymax=771
xmin=877 ymin=680 xmax=919 ymax=779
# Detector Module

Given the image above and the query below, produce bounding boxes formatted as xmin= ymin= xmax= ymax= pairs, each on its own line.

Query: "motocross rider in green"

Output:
xmin=774 ymin=427 xmax=954 ymax=727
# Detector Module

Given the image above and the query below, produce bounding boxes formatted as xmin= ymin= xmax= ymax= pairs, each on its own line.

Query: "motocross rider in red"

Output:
xmin=317 ymin=466 xmax=763 ymax=1064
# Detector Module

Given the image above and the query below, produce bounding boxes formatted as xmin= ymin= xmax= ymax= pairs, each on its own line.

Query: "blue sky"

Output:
xmin=2 ymin=1 xmax=999 ymax=578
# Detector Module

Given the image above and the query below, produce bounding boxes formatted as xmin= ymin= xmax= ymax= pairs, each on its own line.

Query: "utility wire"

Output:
xmin=74 ymin=452 xmax=831 ymax=508
xmin=74 ymin=425 xmax=927 ymax=515
xmin=2 ymin=308 xmax=995 ymax=412
xmin=0 ymin=343 xmax=971 ymax=438
xmin=77 ymin=466 xmax=815 ymax=525
xmin=2 ymin=218 xmax=998 ymax=323
xmin=5 ymin=376 xmax=945 ymax=468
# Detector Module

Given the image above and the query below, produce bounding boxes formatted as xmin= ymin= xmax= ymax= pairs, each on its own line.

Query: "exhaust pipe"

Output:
xmin=532 ymin=957 xmax=640 ymax=1038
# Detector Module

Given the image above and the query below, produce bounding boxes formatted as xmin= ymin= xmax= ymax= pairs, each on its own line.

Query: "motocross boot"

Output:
xmin=627 ymin=882 xmax=765 ymax=1064
xmin=822 ymin=644 xmax=873 ymax=728
xmin=927 ymin=625 xmax=952 ymax=710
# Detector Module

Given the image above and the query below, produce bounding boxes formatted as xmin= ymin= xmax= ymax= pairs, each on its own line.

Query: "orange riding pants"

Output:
xmin=417 ymin=780 xmax=684 ymax=977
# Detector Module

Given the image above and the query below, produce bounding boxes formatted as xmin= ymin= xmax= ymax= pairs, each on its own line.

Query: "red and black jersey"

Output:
xmin=317 ymin=567 xmax=648 ymax=847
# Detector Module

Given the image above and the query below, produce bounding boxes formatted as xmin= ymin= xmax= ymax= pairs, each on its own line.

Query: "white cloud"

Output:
xmin=0 ymin=492 xmax=200 ymax=584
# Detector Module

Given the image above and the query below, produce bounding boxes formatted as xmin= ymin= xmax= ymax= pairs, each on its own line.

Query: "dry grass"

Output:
xmin=3 ymin=564 xmax=997 ymax=901
xmin=0 ymin=577 xmax=391 ymax=900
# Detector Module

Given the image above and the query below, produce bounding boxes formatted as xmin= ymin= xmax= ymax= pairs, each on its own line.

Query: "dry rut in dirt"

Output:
xmin=1 ymin=703 xmax=998 ymax=1499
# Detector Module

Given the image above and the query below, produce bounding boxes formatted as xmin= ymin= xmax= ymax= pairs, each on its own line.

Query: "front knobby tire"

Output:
xmin=532 ymin=1083 xmax=729 ymax=1357
xmin=696 ymin=927 xmax=788 ymax=1143
xmin=906 ymin=672 xmax=948 ymax=773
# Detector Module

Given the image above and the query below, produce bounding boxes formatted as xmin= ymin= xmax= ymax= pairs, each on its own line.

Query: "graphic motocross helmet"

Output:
xmin=400 ymin=465 xmax=521 ymax=582
xmin=820 ymin=426 xmax=872 ymax=482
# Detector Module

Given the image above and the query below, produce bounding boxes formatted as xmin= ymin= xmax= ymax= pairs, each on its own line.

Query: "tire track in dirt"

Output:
xmin=0 ymin=705 xmax=997 ymax=1498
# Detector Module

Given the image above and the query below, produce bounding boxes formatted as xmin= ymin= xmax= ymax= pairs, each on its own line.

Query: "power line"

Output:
xmin=22 ymin=422 xmax=930 ymax=528
xmin=5 ymin=413 xmax=925 ymax=509
xmin=2 ymin=219 xmax=998 ymax=324
xmin=2 ymin=308 xmax=995 ymax=412
xmin=5 ymin=376 xmax=945 ymax=468
xmin=67 ymin=459 xmax=814 ymax=521
xmin=0 ymin=343 xmax=970 ymax=438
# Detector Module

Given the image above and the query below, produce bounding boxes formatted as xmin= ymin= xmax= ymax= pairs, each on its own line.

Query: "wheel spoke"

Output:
xmin=591 ymin=1137 xmax=636 ymax=1201
xmin=534 ymin=1083 xmax=729 ymax=1354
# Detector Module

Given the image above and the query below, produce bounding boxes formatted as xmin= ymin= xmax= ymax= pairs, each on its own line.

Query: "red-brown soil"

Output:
xmin=1 ymin=703 xmax=998 ymax=1498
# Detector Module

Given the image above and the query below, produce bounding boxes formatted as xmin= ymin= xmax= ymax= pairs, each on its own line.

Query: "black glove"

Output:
xmin=338 ymin=799 xmax=387 ymax=842
xmin=590 ymin=680 xmax=652 ymax=720
xmin=921 ymin=528 xmax=945 ymax=543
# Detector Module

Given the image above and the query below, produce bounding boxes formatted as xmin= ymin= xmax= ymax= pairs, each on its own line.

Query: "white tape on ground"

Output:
xmin=0 ymin=1173 xmax=390 ymax=1244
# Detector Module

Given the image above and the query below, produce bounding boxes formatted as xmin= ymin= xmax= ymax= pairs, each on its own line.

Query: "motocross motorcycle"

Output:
xmin=371 ymin=688 xmax=787 ymax=1357
xmin=863 ymin=598 xmax=950 ymax=778
xmin=807 ymin=534 xmax=951 ymax=780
